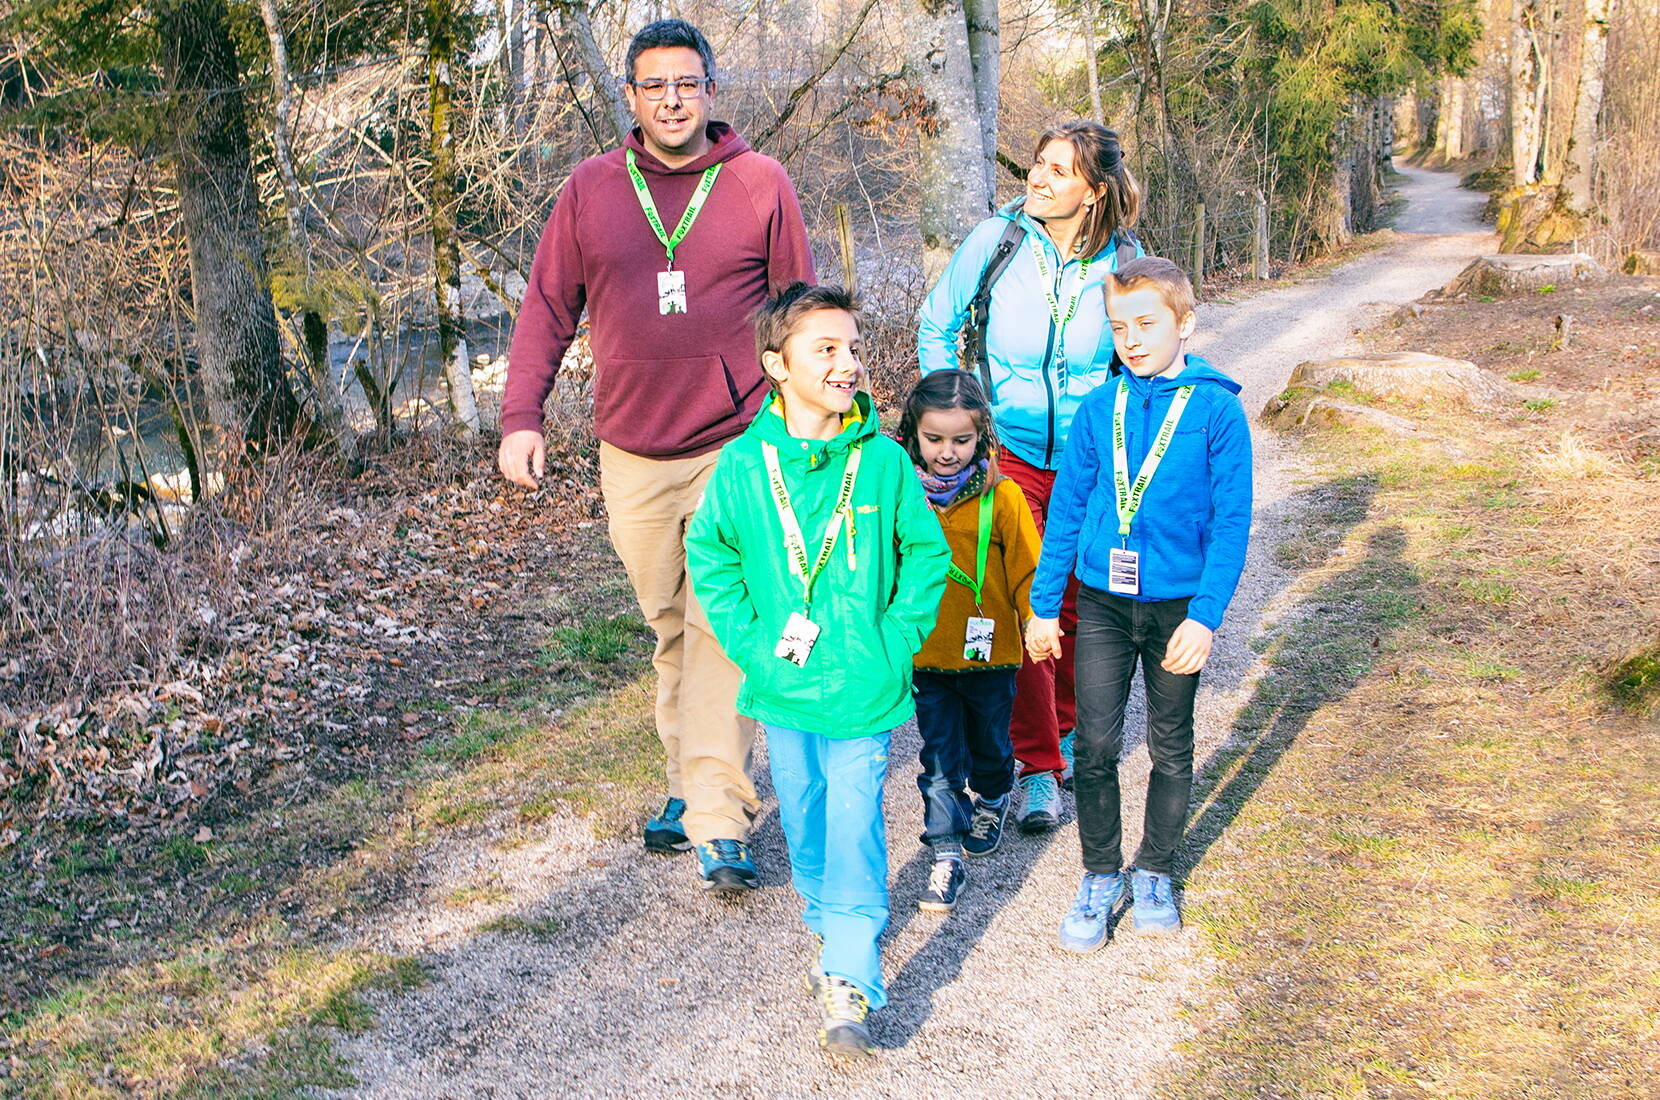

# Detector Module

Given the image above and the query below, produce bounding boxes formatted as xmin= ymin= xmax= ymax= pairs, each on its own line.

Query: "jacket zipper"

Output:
xmin=1040 ymin=318 xmax=1058 ymax=467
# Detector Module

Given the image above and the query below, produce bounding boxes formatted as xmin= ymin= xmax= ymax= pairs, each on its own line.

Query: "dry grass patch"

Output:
xmin=6 ymin=932 xmax=423 ymax=1097
xmin=1173 ymin=296 xmax=1660 ymax=1097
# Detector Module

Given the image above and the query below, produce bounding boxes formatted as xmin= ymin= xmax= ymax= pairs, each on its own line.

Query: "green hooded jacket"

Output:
xmin=687 ymin=391 xmax=951 ymax=737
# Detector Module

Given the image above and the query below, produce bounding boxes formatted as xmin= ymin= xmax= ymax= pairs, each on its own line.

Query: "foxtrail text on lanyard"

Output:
xmin=1112 ymin=378 xmax=1195 ymax=542
xmin=942 ymin=490 xmax=993 ymax=612
xmin=625 ymin=149 xmax=722 ymax=270
xmin=761 ymin=441 xmax=863 ymax=612
xmin=1028 ymin=237 xmax=1094 ymax=361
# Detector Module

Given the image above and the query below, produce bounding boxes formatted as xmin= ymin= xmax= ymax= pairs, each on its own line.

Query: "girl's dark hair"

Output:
xmin=1033 ymin=121 xmax=1141 ymax=260
xmin=898 ymin=370 xmax=1001 ymax=491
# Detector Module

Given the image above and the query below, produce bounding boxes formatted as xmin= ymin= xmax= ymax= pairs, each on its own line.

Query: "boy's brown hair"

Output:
xmin=753 ymin=281 xmax=860 ymax=390
xmin=1104 ymin=256 xmax=1196 ymax=320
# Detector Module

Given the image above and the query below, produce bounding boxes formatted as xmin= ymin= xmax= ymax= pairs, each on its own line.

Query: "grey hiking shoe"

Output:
xmin=816 ymin=974 xmax=876 ymax=1059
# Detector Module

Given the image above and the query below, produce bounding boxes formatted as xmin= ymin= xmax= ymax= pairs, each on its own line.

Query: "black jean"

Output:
xmin=912 ymin=669 xmax=1018 ymax=845
xmin=1072 ymin=584 xmax=1200 ymax=875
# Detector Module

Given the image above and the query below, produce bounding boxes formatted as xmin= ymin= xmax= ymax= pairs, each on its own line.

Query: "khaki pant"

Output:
xmin=599 ymin=441 xmax=759 ymax=843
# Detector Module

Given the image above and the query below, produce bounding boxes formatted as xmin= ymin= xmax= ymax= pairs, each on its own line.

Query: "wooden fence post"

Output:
xmin=1190 ymin=201 xmax=1206 ymax=297
xmin=1253 ymin=190 xmax=1270 ymax=279
xmin=834 ymin=203 xmax=857 ymax=294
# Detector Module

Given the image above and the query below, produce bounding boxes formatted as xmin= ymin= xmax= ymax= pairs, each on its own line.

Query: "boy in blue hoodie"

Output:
xmin=1025 ymin=256 xmax=1251 ymax=950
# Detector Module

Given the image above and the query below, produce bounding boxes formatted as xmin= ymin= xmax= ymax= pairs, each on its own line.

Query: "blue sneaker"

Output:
xmin=963 ymin=795 xmax=1010 ymax=856
xmin=1057 ymin=871 xmax=1126 ymax=953
xmin=1131 ymin=869 xmax=1181 ymax=933
xmin=1059 ymin=731 xmax=1076 ymax=791
xmin=643 ymin=796 xmax=691 ymax=853
xmin=1018 ymin=771 xmax=1060 ymax=834
xmin=696 ymin=839 xmax=758 ymax=893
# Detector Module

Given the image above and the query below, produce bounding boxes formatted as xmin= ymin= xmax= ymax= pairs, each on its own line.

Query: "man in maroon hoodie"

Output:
xmin=498 ymin=19 xmax=815 ymax=893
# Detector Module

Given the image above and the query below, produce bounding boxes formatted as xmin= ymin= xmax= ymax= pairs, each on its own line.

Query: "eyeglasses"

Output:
xmin=629 ymin=78 xmax=710 ymax=101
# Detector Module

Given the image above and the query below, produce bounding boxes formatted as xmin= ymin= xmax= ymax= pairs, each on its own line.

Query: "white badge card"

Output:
xmin=775 ymin=611 xmax=821 ymax=667
xmin=657 ymin=269 xmax=688 ymax=315
xmin=963 ymin=616 xmax=995 ymax=662
xmin=1108 ymin=547 xmax=1140 ymax=595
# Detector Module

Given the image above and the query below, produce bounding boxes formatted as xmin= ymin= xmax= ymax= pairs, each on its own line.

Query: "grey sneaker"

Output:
xmin=1059 ymin=730 xmax=1076 ymax=791
xmin=816 ymin=974 xmax=876 ymax=1059
xmin=1018 ymin=771 xmax=1060 ymax=834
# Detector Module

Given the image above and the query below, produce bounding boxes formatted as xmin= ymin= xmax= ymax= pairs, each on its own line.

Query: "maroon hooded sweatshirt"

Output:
xmin=501 ymin=123 xmax=815 ymax=459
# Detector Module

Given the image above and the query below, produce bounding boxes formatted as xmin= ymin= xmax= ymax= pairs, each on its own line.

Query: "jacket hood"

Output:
xmin=1122 ymin=353 xmax=1242 ymax=398
xmin=624 ymin=122 xmax=750 ymax=174
xmin=748 ymin=389 xmax=879 ymax=455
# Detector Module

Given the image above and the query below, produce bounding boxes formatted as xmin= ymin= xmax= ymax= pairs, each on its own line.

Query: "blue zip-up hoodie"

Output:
xmin=917 ymin=201 xmax=1143 ymax=470
xmin=1029 ymin=354 xmax=1252 ymax=630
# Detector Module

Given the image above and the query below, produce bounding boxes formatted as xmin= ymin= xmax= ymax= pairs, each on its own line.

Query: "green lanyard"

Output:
xmin=1028 ymin=236 xmax=1094 ymax=334
xmin=1112 ymin=378 xmax=1194 ymax=541
xmin=943 ymin=491 xmax=993 ymax=610
xmin=625 ymin=149 xmax=722 ymax=270
xmin=761 ymin=441 xmax=863 ymax=611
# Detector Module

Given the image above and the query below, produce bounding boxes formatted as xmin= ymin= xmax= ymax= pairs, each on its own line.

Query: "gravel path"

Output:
xmin=327 ymin=164 xmax=1495 ymax=1099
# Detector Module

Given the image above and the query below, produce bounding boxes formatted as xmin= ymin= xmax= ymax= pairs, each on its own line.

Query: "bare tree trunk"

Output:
xmin=1510 ymin=0 xmax=1549 ymax=185
xmin=1563 ymin=0 xmax=1610 ymax=214
xmin=557 ymin=0 xmax=630 ymax=146
xmin=508 ymin=0 xmax=528 ymax=136
xmin=256 ymin=0 xmax=352 ymax=457
xmin=902 ymin=0 xmax=995 ymax=284
xmin=1081 ymin=0 xmax=1103 ymax=125
xmin=156 ymin=0 xmax=299 ymax=450
xmin=1132 ymin=0 xmax=1203 ymax=212
xmin=1541 ymin=0 xmax=1581 ymax=187
xmin=963 ymin=0 xmax=1000 ymax=198
xmin=428 ymin=0 xmax=480 ymax=437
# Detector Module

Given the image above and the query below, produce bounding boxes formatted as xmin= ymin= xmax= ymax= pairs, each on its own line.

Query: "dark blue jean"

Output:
xmin=913 ymin=669 xmax=1018 ymax=845
xmin=1072 ymin=585 xmax=1200 ymax=876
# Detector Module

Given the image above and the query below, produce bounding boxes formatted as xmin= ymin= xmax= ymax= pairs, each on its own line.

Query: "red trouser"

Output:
xmin=1001 ymin=449 xmax=1078 ymax=777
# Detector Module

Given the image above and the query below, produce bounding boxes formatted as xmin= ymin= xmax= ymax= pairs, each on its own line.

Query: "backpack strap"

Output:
xmin=1114 ymin=226 xmax=1139 ymax=270
xmin=961 ymin=217 xmax=1027 ymax=399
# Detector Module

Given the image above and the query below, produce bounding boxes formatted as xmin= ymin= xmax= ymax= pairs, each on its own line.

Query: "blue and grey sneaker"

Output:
xmin=963 ymin=795 xmax=1010 ymax=856
xmin=1018 ymin=771 xmax=1060 ymax=834
xmin=696 ymin=838 xmax=759 ymax=893
xmin=1131 ymin=869 xmax=1181 ymax=933
xmin=643 ymin=796 xmax=692 ymax=853
xmin=1058 ymin=870 xmax=1127 ymax=954
xmin=1059 ymin=730 xmax=1076 ymax=791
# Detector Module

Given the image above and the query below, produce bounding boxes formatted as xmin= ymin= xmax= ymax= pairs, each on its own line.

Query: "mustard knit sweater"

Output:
xmin=915 ymin=476 xmax=1042 ymax=672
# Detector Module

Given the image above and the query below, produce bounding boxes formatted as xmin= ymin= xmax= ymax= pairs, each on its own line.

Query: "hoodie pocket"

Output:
xmin=594 ymin=354 xmax=739 ymax=454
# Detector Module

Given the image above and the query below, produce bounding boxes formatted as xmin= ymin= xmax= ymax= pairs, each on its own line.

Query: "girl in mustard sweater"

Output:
xmin=898 ymin=370 xmax=1043 ymax=913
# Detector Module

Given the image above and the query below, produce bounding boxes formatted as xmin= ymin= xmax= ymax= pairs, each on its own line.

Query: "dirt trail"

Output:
xmin=327 ymin=164 xmax=1496 ymax=1099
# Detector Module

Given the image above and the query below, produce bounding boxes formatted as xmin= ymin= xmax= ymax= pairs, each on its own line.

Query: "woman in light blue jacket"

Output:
xmin=916 ymin=121 xmax=1143 ymax=835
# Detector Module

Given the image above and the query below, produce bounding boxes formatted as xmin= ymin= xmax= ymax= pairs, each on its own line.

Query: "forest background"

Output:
xmin=2 ymin=0 xmax=1658 ymax=918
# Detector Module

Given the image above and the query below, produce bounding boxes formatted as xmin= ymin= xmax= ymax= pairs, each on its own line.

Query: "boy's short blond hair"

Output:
xmin=1105 ymin=256 xmax=1196 ymax=321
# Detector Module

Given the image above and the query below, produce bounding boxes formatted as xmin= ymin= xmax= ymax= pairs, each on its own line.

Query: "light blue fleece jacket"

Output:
xmin=1029 ymin=354 xmax=1252 ymax=630
xmin=916 ymin=200 xmax=1143 ymax=470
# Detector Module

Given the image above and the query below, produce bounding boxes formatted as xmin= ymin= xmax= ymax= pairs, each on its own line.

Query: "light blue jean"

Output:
xmin=762 ymin=723 xmax=893 ymax=1010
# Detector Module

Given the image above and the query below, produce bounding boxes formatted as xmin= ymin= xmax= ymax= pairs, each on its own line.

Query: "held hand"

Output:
xmin=498 ymin=429 xmax=546 ymax=489
xmin=1161 ymin=618 xmax=1214 ymax=675
xmin=1025 ymin=616 xmax=1063 ymax=662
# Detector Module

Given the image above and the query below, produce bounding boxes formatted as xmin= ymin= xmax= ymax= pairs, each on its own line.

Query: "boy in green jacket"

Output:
xmin=687 ymin=283 xmax=950 ymax=1059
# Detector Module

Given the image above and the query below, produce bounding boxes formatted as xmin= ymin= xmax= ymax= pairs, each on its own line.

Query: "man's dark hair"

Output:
xmin=625 ymin=19 xmax=716 ymax=83
xmin=753 ymin=282 xmax=860 ymax=384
